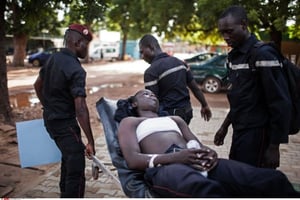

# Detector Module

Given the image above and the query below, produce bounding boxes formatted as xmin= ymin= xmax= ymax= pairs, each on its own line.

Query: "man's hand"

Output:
xmin=200 ymin=105 xmax=212 ymax=121
xmin=214 ymin=126 xmax=228 ymax=146
xmin=85 ymin=143 xmax=95 ymax=160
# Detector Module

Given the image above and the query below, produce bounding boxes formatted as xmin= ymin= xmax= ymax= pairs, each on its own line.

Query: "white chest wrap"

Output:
xmin=136 ymin=117 xmax=182 ymax=143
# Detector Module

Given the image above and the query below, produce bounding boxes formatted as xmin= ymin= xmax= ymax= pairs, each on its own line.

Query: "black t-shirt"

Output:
xmin=40 ymin=48 xmax=86 ymax=120
xmin=144 ymin=53 xmax=194 ymax=110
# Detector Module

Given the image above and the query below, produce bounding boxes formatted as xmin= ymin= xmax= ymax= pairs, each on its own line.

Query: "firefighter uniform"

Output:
xmin=226 ymin=34 xmax=292 ymax=167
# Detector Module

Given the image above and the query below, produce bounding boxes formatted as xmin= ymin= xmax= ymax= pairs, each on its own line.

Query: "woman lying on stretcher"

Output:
xmin=114 ymin=89 xmax=300 ymax=197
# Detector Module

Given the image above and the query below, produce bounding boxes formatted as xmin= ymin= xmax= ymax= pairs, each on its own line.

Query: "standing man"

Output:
xmin=139 ymin=34 xmax=212 ymax=124
xmin=34 ymin=24 xmax=95 ymax=198
xmin=214 ymin=5 xmax=292 ymax=169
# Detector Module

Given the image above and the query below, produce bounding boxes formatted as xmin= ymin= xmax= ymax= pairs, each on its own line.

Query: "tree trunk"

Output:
xmin=269 ymin=25 xmax=282 ymax=50
xmin=0 ymin=0 xmax=13 ymax=124
xmin=121 ymin=32 xmax=127 ymax=61
xmin=12 ymin=33 xmax=27 ymax=67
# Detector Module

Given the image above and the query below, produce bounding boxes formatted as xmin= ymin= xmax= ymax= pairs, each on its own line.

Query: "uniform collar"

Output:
xmin=152 ymin=52 xmax=169 ymax=63
xmin=236 ymin=34 xmax=258 ymax=54
xmin=61 ymin=48 xmax=78 ymax=58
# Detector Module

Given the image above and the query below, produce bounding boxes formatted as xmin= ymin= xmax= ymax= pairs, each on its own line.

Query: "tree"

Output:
xmin=0 ymin=0 xmax=12 ymax=124
xmin=193 ymin=0 xmax=300 ymax=48
xmin=105 ymin=0 xmax=196 ymax=60
xmin=66 ymin=0 xmax=108 ymax=28
xmin=65 ymin=0 xmax=109 ymax=62
xmin=106 ymin=0 xmax=222 ymax=45
xmin=135 ymin=0 xmax=300 ymax=48
xmin=141 ymin=0 xmax=196 ymax=38
xmin=5 ymin=0 xmax=65 ymax=67
xmin=105 ymin=0 xmax=151 ymax=60
xmin=245 ymin=0 xmax=300 ymax=48
xmin=1 ymin=0 xmax=68 ymax=124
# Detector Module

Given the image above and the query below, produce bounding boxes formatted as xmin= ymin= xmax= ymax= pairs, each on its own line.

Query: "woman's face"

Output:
xmin=135 ymin=89 xmax=159 ymax=111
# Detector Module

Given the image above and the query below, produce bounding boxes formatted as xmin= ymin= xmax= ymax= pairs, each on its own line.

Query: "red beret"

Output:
xmin=68 ymin=24 xmax=93 ymax=41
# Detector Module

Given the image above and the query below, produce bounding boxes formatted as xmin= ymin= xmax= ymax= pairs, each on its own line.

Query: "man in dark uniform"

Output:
xmin=34 ymin=24 xmax=95 ymax=197
xmin=214 ymin=5 xmax=292 ymax=169
xmin=139 ymin=34 xmax=212 ymax=124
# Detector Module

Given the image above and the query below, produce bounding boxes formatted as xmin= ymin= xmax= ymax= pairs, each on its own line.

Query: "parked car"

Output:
xmin=89 ymin=46 xmax=119 ymax=61
xmin=28 ymin=47 xmax=62 ymax=67
xmin=184 ymin=52 xmax=218 ymax=63
xmin=185 ymin=53 xmax=230 ymax=93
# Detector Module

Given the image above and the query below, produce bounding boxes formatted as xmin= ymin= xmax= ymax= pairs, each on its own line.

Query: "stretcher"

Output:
xmin=92 ymin=97 xmax=157 ymax=197
xmin=91 ymin=155 xmax=121 ymax=187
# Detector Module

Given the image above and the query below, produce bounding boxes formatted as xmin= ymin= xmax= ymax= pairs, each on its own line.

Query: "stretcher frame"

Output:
xmin=92 ymin=97 xmax=157 ymax=197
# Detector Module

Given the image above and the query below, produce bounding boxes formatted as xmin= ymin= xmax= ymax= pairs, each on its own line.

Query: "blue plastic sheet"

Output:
xmin=16 ymin=119 xmax=61 ymax=168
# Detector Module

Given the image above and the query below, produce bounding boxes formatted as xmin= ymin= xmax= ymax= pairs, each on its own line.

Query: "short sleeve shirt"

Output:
xmin=40 ymin=48 xmax=87 ymax=120
xmin=144 ymin=53 xmax=194 ymax=110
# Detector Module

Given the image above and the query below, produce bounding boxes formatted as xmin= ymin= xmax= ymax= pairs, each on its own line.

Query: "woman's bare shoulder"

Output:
xmin=169 ymin=115 xmax=185 ymax=123
xmin=119 ymin=116 xmax=147 ymax=126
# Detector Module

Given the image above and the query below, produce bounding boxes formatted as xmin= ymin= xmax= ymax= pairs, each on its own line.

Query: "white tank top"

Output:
xmin=136 ymin=117 xmax=182 ymax=143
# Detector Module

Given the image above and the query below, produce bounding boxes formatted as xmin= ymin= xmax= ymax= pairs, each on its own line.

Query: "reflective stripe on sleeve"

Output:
xmin=255 ymin=60 xmax=282 ymax=68
xmin=144 ymin=65 xmax=187 ymax=87
xmin=228 ymin=60 xmax=282 ymax=71
xmin=229 ymin=63 xmax=249 ymax=70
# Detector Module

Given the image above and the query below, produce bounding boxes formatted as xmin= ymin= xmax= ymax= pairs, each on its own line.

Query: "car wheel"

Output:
xmin=203 ymin=77 xmax=221 ymax=93
xmin=32 ymin=59 xmax=40 ymax=67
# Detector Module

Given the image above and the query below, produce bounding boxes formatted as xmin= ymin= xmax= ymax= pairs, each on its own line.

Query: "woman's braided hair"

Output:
xmin=114 ymin=96 xmax=138 ymax=122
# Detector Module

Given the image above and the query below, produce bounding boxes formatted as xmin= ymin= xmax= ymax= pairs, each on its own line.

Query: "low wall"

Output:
xmin=282 ymin=41 xmax=300 ymax=66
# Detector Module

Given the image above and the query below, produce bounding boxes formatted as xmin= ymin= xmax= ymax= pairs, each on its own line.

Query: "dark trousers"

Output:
xmin=144 ymin=159 xmax=299 ymax=197
xmin=166 ymin=106 xmax=193 ymax=124
xmin=45 ymin=121 xmax=86 ymax=198
xmin=230 ymin=127 xmax=269 ymax=168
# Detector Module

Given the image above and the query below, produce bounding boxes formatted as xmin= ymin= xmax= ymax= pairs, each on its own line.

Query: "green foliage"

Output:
xmin=104 ymin=0 xmax=150 ymax=40
xmin=4 ymin=0 xmax=300 ymax=46
xmin=141 ymin=0 xmax=196 ymax=38
xmin=5 ymin=0 xmax=65 ymax=37
xmin=65 ymin=0 xmax=109 ymax=31
xmin=288 ymin=25 xmax=300 ymax=40
xmin=191 ymin=0 xmax=300 ymax=44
